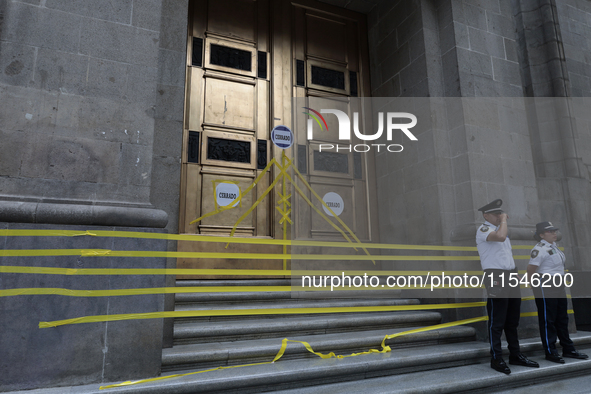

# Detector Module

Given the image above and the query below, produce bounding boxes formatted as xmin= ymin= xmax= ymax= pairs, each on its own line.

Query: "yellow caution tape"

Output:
xmin=80 ymin=249 xmax=112 ymax=256
xmin=0 ymin=266 xmax=294 ymax=276
xmin=0 ymin=249 xmax=97 ymax=257
xmin=191 ymin=158 xmax=278 ymax=226
xmin=0 ymin=229 xmax=563 ymax=252
xmin=1 ymin=266 xmax=491 ymax=276
xmin=1 ymin=249 xmax=485 ymax=260
xmin=1 ymin=283 xmax=496 ymax=298
xmin=98 ymin=315 xmax=486 ymax=390
xmin=292 ymin=165 xmax=372 ymax=258
xmin=377 ymin=316 xmax=486 ymax=352
xmin=229 ymin=161 xmax=287 ymax=238
xmin=281 ymin=153 xmax=289 ymax=270
xmin=290 ymin=175 xmax=357 ymax=247
xmin=39 ymin=301 xmax=487 ymax=328
xmin=99 ymin=360 xmax=275 ymax=390
xmin=0 ymin=286 xmax=293 ymax=297
xmin=99 ymin=306 xmax=574 ymax=390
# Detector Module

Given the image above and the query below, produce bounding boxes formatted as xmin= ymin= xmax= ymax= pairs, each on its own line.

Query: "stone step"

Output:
xmin=173 ymin=298 xmax=421 ymax=322
xmin=172 ymin=311 xmax=443 ymax=344
xmin=489 ymin=374 xmax=591 ymax=394
xmin=174 ymin=297 xmax=420 ymax=311
xmin=175 ymin=291 xmax=404 ymax=304
xmin=25 ymin=333 xmax=591 ymax=394
xmin=271 ymin=342 xmax=591 ymax=394
xmin=162 ymin=323 xmax=476 ymax=372
xmin=176 ymin=280 xmax=291 ymax=287
xmin=174 ymin=280 xmax=403 ymax=303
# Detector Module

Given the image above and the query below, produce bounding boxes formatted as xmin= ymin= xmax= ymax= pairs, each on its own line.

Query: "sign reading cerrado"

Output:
xmin=303 ymin=107 xmax=417 ymax=152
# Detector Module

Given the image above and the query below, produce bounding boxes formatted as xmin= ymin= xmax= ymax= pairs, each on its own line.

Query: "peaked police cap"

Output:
xmin=478 ymin=199 xmax=504 ymax=214
xmin=534 ymin=221 xmax=559 ymax=241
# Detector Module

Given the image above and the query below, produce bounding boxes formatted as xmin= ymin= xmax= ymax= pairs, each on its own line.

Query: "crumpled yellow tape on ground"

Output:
xmin=98 ymin=307 xmax=574 ymax=390
xmin=39 ymin=301 xmax=487 ymax=328
xmin=99 ymin=315 xmax=488 ymax=390
xmin=99 ymin=361 xmax=275 ymax=390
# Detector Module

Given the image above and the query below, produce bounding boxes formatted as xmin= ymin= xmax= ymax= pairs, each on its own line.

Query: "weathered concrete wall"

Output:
xmin=0 ymin=0 xmax=189 ymax=381
xmin=364 ymin=0 xmax=591 ymax=335
xmin=0 ymin=223 xmax=168 ymax=392
xmin=368 ymin=1 xmax=444 ymax=253
xmin=0 ymin=0 xmax=187 ymax=233
xmin=367 ymin=1 xmax=539 ymax=246
xmin=556 ymin=0 xmax=591 ymax=98
xmin=367 ymin=0 xmax=541 ymax=335
xmin=554 ymin=0 xmax=591 ymax=270
xmin=511 ymin=0 xmax=591 ymax=271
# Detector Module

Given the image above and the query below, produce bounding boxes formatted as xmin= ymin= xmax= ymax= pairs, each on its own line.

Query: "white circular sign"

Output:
xmin=322 ymin=192 xmax=344 ymax=217
xmin=215 ymin=182 xmax=240 ymax=207
xmin=271 ymin=125 xmax=293 ymax=149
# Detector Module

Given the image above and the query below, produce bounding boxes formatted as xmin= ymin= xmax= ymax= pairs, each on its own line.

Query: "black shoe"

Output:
xmin=563 ymin=350 xmax=589 ymax=360
xmin=545 ymin=353 xmax=565 ymax=364
xmin=491 ymin=357 xmax=511 ymax=374
xmin=509 ymin=353 xmax=539 ymax=368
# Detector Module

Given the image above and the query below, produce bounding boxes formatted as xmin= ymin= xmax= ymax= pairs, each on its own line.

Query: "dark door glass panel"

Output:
xmin=311 ymin=66 xmax=345 ymax=90
xmin=210 ymin=44 xmax=252 ymax=71
xmin=314 ymin=151 xmax=348 ymax=173
xmin=188 ymin=131 xmax=200 ymax=163
xmin=296 ymin=60 xmax=305 ymax=86
xmin=207 ymin=137 xmax=251 ymax=163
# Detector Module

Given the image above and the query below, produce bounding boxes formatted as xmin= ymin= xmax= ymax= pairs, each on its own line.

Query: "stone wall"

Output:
xmin=0 ymin=0 xmax=187 ymax=234
xmin=0 ymin=224 xmax=168 ymax=392
xmin=556 ymin=0 xmax=591 ymax=98
xmin=367 ymin=1 xmax=539 ymax=246
xmin=0 ymin=0 xmax=189 ymax=382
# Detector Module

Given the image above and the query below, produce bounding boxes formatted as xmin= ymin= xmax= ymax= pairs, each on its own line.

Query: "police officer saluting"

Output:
xmin=527 ymin=221 xmax=588 ymax=363
xmin=476 ymin=199 xmax=539 ymax=374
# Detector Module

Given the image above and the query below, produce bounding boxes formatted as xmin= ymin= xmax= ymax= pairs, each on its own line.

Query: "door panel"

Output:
xmin=178 ymin=0 xmax=376 ymax=278
xmin=203 ymin=77 xmax=256 ymax=131
xmin=291 ymin=1 xmax=378 ymax=272
xmin=306 ymin=15 xmax=347 ymax=63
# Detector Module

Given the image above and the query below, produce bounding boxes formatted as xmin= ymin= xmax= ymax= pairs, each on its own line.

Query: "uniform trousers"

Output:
xmin=533 ymin=286 xmax=574 ymax=355
xmin=487 ymin=297 xmax=521 ymax=358
xmin=485 ymin=269 xmax=521 ymax=358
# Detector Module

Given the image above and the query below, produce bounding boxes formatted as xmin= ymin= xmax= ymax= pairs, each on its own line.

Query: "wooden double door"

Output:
xmin=178 ymin=0 xmax=378 ymax=278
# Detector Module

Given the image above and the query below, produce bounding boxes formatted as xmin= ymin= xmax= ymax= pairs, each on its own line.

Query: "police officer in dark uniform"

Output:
xmin=476 ymin=199 xmax=539 ymax=374
xmin=527 ymin=221 xmax=589 ymax=363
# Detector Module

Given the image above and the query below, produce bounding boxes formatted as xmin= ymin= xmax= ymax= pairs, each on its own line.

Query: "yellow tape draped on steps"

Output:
xmin=99 ymin=309 xmax=575 ymax=391
xmin=39 ymin=301 xmax=487 ymax=328
xmin=98 ymin=316 xmax=486 ymax=389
